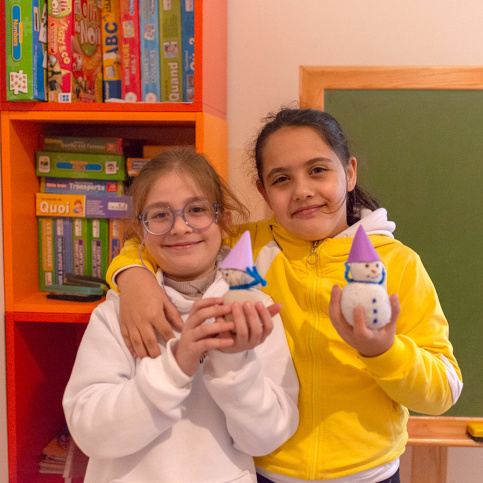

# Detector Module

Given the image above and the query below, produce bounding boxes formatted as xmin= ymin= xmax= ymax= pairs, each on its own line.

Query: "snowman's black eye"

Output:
xmin=365 ymin=264 xmax=369 ymax=268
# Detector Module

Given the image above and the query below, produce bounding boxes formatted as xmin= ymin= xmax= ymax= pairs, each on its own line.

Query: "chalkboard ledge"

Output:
xmin=408 ymin=416 xmax=483 ymax=447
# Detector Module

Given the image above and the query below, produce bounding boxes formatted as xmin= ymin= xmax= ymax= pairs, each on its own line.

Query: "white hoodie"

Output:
xmin=63 ymin=271 xmax=299 ymax=483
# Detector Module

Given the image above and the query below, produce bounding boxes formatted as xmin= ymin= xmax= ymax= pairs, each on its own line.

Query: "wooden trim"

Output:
xmin=407 ymin=416 xmax=483 ymax=447
xmin=299 ymin=66 xmax=483 ymax=110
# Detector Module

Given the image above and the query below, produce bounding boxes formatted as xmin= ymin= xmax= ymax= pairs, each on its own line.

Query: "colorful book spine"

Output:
xmin=180 ymin=0 xmax=194 ymax=102
xmin=139 ymin=0 xmax=161 ymax=102
xmin=126 ymin=157 xmax=150 ymax=176
xmin=159 ymin=0 xmax=183 ymax=102
xmin=142 ymin=144 xmax=178 ymax=158
xmin=101 ymin=0 xmax=123 ymax=100
xmin=73 ymin=218 xmax=91 ymax=276
xmin=38 ymin=217 xmax=56 ymax=290
xmin=108 ymin=218 xmax=127 ymax=262
xmin=36 ymin=151 xmax=126 ymax=180
xmin=36 ymin=193 xmax=133 ymax=218
xmin=6 ymin=0 xmax=48 ymax=101
xmin=39 ymin=135 xmax=123 ymax=154
xmin=47 ymin=0 xmax=103 ymax=102
xmin=89 ymin=218 xmax=109 ymax=278
xmin=56 ymin=217 xmax=74 ymax=278
xmin=40 ymin=177 xmax=124 ymax=196
xmin=72 ymin=0 xmax=103 ymax=102
xmin=47 ymin=0 xmax=73 ymax=102
xmin=119 ymin=0 xmax=142 ymax=101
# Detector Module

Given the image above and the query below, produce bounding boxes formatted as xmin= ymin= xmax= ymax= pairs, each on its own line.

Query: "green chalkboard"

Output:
xmin=325 ymin=89 xmax=483 ymax=417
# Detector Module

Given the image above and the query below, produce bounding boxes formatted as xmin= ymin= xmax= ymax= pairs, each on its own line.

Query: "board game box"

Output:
xmin=6 ymin=0 xmax=47 ymax=101
xmin=36 ymin=151 xmax=126 ymax=180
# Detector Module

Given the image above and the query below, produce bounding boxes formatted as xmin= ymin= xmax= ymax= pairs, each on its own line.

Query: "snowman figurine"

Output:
xmin=219 ymin=231 xmax=267 ymax=319
xmin=340 ymin=225 xmax=391 ymax=329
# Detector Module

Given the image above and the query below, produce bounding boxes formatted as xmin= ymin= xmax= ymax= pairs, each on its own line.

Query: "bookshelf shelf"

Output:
xmin=1 ymin=1 xmax=227 ymax=481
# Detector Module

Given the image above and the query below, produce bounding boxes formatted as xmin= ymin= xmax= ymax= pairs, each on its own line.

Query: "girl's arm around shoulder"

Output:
xmin=202 ymin=292 xmax=299 ymax=456
xmin=63 ymin=292 xmax=193 ymax=459
xmin=363 ymin=244 xmax=463 ymax=415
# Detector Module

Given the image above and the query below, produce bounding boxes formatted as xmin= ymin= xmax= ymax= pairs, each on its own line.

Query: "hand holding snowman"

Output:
xmin=340 ymin=225 xmax=392 ymax=329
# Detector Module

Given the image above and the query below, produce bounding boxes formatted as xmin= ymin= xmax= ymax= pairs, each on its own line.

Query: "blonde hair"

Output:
xmin=127 ymin=146 xmax=249 ymax=242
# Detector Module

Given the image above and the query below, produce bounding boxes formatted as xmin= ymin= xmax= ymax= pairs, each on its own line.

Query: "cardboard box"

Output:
xmin=126 ymin=157 xmax=150 ymax=177
xmin=36 ymin=151 xmax=126 ymax=180
xmin=89 ymin=218 xmax=109 ymax=278
xmin=38 ymin=217 xmax=55 ymax=290
xmin=73 ymin=218 xmax=90 ymax=276
xmin=6 ymin=0 xmax=47 ymax=101
xmin=108 ymin=218 xmax=128 ymax=262
xmin=181 ymin=0 xmax=194 ymax=102
xmin=101 ymin=0 xmax=122 ymax=100
xmin=36 ymin=193 xmax=133 ymax=218
xmin=119 ymin=0 xmax=141 ymax=101
xmin=159 ymin=0 xmax=183 ymax=102
xmin=55 ymin=217 xmax=74 ymax=280
xmin=40 ymin=135 xmax=123 ymax=154
xmin=140 ymin=0 xmax=161 ymax=102
xmin=47 ymin=0 xmax=103 ymax=103
xmin=40 ymin=177 xmax=124 ymax=196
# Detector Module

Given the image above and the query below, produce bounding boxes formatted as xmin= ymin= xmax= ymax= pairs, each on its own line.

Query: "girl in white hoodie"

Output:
xmin=62 ymin=147 xmax=299 ymax=483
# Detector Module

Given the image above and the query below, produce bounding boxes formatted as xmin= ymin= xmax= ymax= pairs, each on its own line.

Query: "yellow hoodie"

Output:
xmin=107 ymin=215 xmax=462 ymax=481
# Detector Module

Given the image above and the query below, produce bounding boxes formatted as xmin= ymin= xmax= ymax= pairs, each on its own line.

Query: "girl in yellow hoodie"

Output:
xmin=107 ymin=108 xmax=462 ymax=483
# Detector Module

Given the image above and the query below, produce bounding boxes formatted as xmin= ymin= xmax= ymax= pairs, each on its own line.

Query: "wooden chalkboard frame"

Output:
xmin=299 ymin=66 xmax=483 ymax=481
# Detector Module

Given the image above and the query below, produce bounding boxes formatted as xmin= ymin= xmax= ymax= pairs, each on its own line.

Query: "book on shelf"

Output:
xmin=101 ymin=0 xmax=123 ymax=101
xmin=73 ymin=217 xmax=91 ymax=276
xmin=140 ymin=0 xmax=161 ymax=102
xmin=126 ymin=157 xmax=150 ymax=177
xmin=89 ymin=218 xmax=109 ymax=278
xmin=6 ymin=0 xmax=48 ymax=101
xmin=39 ymin=426 xmax=89 ymax=479
xmin=36 ymin=151 xmax=126 ymax=180
xmin=40 ymin=177 xmax=125 ymax=196
xmin=159 ymin=0 xmax=183 ymax=102
xmin=40 ymin=135 xmax=123 ymax=154
xmin=36 ymin=193 xmax=133 ymax=218
xmin=47 ymin=0 xmax=103 ymax=103
xmin=108 ymin=218 xmax=128 ymax=263
xmin=54 ymin=217 xmax=74 ymax=284
xmin=119 ymin=0 xmax=142 ymax=101
xmin=38 ymin=217 xmax=56 ymax=291
xmin=181 ymin=0 xmax=195 ymax=102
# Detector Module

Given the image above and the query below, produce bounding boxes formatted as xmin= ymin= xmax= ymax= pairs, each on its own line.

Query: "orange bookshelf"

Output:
xmin=1 ymin=2 xmax=227 ymax=481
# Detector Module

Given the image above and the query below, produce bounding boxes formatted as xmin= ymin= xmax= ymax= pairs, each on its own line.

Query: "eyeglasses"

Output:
xmin=138 ymin=200 xmax=220 ymax=236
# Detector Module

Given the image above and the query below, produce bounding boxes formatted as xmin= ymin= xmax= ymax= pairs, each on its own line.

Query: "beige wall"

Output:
xmin=226 ymin=1 xmax=483 ymax=482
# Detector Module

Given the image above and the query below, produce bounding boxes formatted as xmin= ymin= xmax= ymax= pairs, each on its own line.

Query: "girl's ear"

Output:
xmin=346 ymin=156 xmax=357 ymax=192
xmin=256 ymin=180 xmax=272 ymax=210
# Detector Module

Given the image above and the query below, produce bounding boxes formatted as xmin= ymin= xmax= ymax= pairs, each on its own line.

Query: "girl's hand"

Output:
xmin=117 ymin=267 xmax=184 ymax=359
xmin=174 ymin=298 xmax=235 ymax=376
xmin=329 ymin=285 xmax=401 ymax=357
xmin=216 ymin=301 xmax=278 ymax=354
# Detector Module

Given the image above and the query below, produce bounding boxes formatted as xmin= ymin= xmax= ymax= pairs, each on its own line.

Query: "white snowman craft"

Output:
xmin=218 ymin=231 xmax=267 ymax=320
xmin=340 ymin=225 xmax=392 ymax=329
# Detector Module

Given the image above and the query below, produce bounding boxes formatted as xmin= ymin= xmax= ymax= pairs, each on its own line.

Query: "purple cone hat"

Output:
xmin=219 ymin=231 xmax=254 ymax=272
xmin=347 ymin=225 xmax=381 ymax=263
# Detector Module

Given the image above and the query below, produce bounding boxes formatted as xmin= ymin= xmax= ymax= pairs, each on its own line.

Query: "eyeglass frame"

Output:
xmin=137 ymin=200 xmax=220 ymax=236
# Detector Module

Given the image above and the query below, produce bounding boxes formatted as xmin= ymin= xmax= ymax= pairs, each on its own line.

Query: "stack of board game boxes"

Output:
xmin=5 ymin=0 xmax=195 ymax=103
xmin=35 ymin=135 xmax=132 ymax=296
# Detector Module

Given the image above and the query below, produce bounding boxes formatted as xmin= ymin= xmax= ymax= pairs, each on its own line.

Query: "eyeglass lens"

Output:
xmin=143 ymin=200 xmax=216 ymax=235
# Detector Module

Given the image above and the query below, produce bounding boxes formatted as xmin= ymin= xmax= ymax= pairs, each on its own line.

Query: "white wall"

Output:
xmin=226 ymin=1 xmax=483 ymax=482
